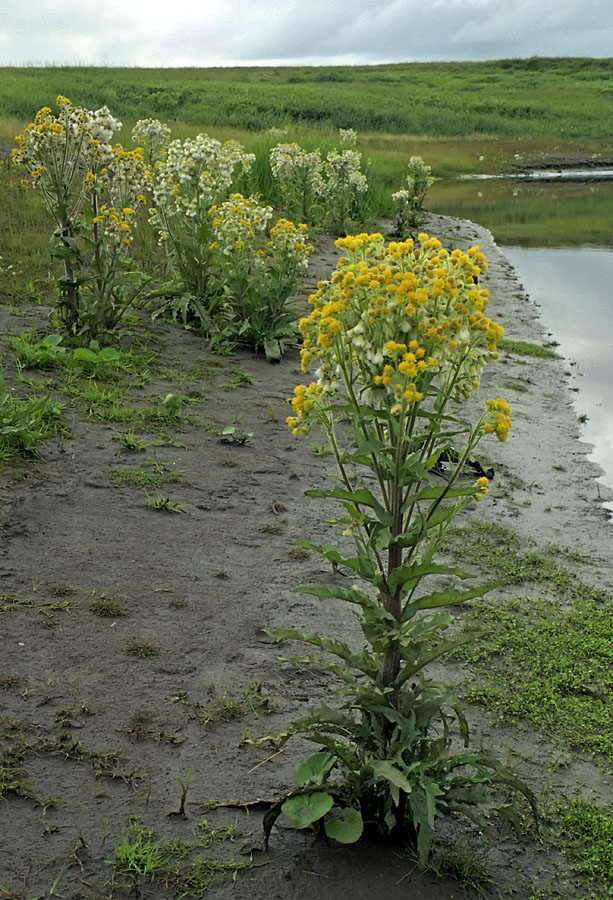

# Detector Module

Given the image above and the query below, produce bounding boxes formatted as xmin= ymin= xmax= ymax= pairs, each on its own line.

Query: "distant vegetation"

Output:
xmin=1 ymin=58 xmax=612 ymax=139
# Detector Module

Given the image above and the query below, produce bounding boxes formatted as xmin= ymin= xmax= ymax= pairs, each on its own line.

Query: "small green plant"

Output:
xmin=114 ymin=819 xmax=169 ymax=882
xmin=288 ymin=546 xmax=310 ymax=561
xmin=145 ymin=494 xmax=183 ymax=513
xmin=199 ymin=683 xmax=271 ymax=728
xmin=109 ymin=464 xmax=178 ymax=489
xmin=223 ymin=368 xmax=254 ymax=390
xmin=497 ymin=338 xmax=560 ymax=359
xmin=118 ymin=429 xmax=153 ymax=452
xmin=259 ymin=523 xmax=284 ymax=535
xmin=197 ymin=818 xmax=238 ymax=848
xmin=433 ymin=839 xmax=494 ymax=890
xmin=219 ymin=425 xmax=252 ymax=444
xmin=125 ymin=639 xmax=159 ymax=658
xmin=501 ymin=378 xmax=529 ymax=393
xmin=6 ymin=332 xmax=150 ymax=378
xmin=90 ymin=595 xmax=127 ymax=617
xmin=0 ymin=368 xmax=63 ymax=459
xmin=172 ymin=769 xmax=193 ymax=817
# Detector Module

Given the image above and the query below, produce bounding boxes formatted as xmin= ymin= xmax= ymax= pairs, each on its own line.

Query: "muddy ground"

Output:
xmin=0 ymin=215 xmax=611 ymax=899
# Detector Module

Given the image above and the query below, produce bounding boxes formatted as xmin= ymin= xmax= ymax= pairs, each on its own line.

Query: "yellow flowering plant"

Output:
xmin=263 ymin=233 xmax=535 ymax=861
xmin=209 ymin=194 xmax=313 ymax=360
xmin=13 ymin=97 xmax=151 ymax=338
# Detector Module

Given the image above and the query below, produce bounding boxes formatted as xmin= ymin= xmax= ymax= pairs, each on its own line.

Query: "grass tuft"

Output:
xmin=497 ymin=338 xmax=560 ymax=359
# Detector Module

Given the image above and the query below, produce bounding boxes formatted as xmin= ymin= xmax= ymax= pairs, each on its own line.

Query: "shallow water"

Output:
xmin=502 ymin=245 xmax=613 ymax=510
xmin=429 ymin=177 xmax=613 ymax=247
xmin=430 ymin=176 xmax=613 ymax=513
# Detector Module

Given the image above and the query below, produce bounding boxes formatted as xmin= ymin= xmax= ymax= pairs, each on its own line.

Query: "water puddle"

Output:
xmin=502 ymin=245 xmax=613 ymax=513
xmin=459 ymin=169 xmax=613 ymax=181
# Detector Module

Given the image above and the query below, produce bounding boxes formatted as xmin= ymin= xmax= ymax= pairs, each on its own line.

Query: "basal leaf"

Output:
xmin=295 ymin=751 xmax=336 ymax=787
xmin=324 ymin=807 xmax=363 ymax=844
xmin=282 ymin=791 xmax=333 ymax=829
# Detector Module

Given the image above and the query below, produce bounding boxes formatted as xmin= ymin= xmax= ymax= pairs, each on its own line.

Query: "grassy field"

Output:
xmin=1 ymin=58 xmax=613 ymax=139
xmin=2 ymin=59 xmax=613 ymax=215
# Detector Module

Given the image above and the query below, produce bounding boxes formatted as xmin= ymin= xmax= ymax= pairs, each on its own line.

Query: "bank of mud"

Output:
xmin=0 ymin=214 xmax=610 ymax=899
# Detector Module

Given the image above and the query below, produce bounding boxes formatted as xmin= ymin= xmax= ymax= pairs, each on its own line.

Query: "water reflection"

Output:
xmin=430 ymin=176 xmax=613 ymax=508
xmin=502 ymin=246 xmax=613 ymax=510
xmin=429 ymin=177 xmax=613 ymax=247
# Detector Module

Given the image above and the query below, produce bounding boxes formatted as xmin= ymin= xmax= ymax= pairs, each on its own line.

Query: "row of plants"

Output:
xmin=2 ymin=96 xmax=551 ymax=881
xmin=10 ymin=97 xmax=434 ymax=356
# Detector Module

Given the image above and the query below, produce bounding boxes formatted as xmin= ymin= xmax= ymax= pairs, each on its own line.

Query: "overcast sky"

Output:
xmin=1 ymin=0 xmax=611 ymax=67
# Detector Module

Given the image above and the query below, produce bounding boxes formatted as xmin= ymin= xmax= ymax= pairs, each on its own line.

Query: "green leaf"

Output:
xmin=97 ymin=347 xmax=121 ymax=361
xmin=394 ymin=631 xmax=480 ymax=688
xmin=324 ymin=807 xmax=363 ymax=844
xmin=402 ymin=484 xmax=475 ymax=511
xmin=355 ymin=437 xmax=388 ymax=455
xmin=305 ymin=486 xmax=392 ymax=526
xmin=282 ymin=791 xmax=333 ymax=829
xmin=389 ymin=562 xmax=473 ymax=592
xmin=401 ymin=580 xmax=504 ymax=621
xmin=370 ymin=760 xmax=414 ymax=795
xmin=42 ymin=334 xmax=64 ymax=348
xmin=294 ymin=584 xmax=376 ymax=609
xmin=296 ymin=752 xmax=336 ymax=787
xmin=72 ymin=348 xmax=97 ymax=363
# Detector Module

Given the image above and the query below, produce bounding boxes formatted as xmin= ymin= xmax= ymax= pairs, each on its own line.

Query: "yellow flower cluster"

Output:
xmin=268 ymin=219 xmax=313 ymax=273
xmin=92 ymin=205 xmax=134 ymax=246
xmin=286 ymin=382 xmax=324 ymax=435
xmin=290 ymin=232 xmax=509 ymax=434
xmin=474 ymin=475 xmax=489 ymax=501
xmin=483 ymin=397 xmax=512 ymax=442
xmin=94 ymin=144 xmax=151 ymax=214
xmin=13 ymin=97 xmax=125 ymax=196
xmin=210 ymin=193 xmax=273 ymax=256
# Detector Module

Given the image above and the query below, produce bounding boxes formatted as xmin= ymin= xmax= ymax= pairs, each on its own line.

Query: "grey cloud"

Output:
xmin=1 ymin=0 xmax=612 ymax=66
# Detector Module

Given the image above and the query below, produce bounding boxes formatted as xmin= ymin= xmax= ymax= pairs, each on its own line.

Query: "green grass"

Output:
xmin=497 ymin=338 xmax=561 ymax=359
xmin=2 ymin=59 xmax=612 ymax=140
xmin=553 ymin=798 xmax=613 ymax=883
xmin=112 ymin=817 xmax=253 ymax=896
xmin=108 ymin=463 xmax=180 ymax=489
xmin=444 ymin=522 xmax=613 ymax=760
xmin=90 ymin=595 xmax=128 ymax=617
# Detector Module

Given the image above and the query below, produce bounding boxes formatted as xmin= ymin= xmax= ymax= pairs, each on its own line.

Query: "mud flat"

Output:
xmin=0 ymin=214 xmax=610 ymax=899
